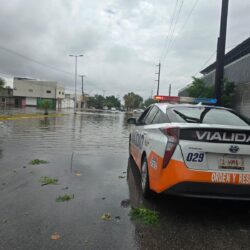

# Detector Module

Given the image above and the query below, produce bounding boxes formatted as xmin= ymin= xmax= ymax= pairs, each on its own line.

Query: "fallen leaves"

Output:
xmin=51 ymin=232 xmax=61 ymax=240
xmin=56 ymin=194 xmax=74 ymax=202
xmin=129 ymin=207 xmax=160 ymax=225
xmin=121 ymin=199 xmax=130 ymax=208
xmin=30 ymin=159 xmax=48 ymax=165
xmin=101 ymin=213 xmax=121 ymax=223
xmin=40 ymin=176 xmax=58 ymax=186
xmin=74 ymin=171 xmax=82 ymax=176
xmin=101 ymin=213 xmax=112 ymax=221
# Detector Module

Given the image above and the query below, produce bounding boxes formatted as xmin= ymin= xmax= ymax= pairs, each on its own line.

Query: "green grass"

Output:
xmin=129 ymin=207 xmax=160 ymax=225
xmin=40 ymin=176 xmax=58 ymax=186
xmin=30 ymin=159 xmax=48 ymax=165
xmin=56 ymin=194 xmax=74 ymax=202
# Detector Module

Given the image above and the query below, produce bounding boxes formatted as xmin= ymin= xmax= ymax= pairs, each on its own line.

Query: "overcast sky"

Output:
xmin=0 ymin=0 xmax=249 ymax=99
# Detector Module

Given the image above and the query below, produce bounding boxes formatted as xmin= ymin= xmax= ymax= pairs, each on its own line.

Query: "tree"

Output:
xmin=0 ymin=77 xmax=5 ymax=90
xmin=123 ymin=92 xmax=143 ymax=111
xmin=221 ymin=78 xmax=235 ymax=108
xmin=87 ymin=95 xmax=105 ymax=109
xmin=104 ymin=95 xmax=121 ymax=109
xmin=187 ymin=77 xmax=214 ymax=98
xmin=43 ymin=100 xmax=49 ymax=115
xmin=186 ymin=77 xmax=234 ymax=107
xmin=144 ymin=98 xmax=156 ymax=108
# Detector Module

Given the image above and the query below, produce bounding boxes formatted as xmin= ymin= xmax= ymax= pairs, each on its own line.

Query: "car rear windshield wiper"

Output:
xmin=173 ymin=110 xmax=200 ymax=123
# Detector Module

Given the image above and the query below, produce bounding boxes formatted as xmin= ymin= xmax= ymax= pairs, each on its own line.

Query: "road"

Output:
xmin=0 ymin=111 xmax=250 ymax=250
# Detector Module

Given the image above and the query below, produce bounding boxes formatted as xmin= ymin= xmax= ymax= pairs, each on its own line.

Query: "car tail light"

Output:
xmin=160 ymin=127 xmax=180 ymax=168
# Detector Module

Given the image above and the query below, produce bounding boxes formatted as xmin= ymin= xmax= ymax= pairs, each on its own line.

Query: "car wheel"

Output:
xmin=141 ymin=157 xmax=152 ymax=198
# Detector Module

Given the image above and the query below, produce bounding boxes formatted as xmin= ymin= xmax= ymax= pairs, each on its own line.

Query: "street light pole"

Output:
xmin=69 ymin=54 xmax=83 ymax=113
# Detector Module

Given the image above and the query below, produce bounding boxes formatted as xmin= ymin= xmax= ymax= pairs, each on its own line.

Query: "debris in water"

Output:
xmin=75 ymin=171 xmax=82 ymax=176
xmin=121 ymin=199 xmax=130 ymax=208
xmin=56 ymin=194 xmax=74 ymax=202
xmin=30 ymin=159 xmax=48 ymax=165
xmin=115 ymin=216 xmax=121 ymax=222
xmin=40 ymin=176 xmax=58 ymax=186
xmin=129 ymin=207 xmax=160 ymax=225
xmin=118 ymin=176 xmax=125 ymax=179
xmin=102 ymin=197 xmax=106 ymax=200
xmin=101 ymin=213 xmax=112 ymax=221
xmin=51 ymin=232 xmax=61 ymax=240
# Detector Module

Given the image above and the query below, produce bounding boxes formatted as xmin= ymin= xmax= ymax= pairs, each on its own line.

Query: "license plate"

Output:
xmin=219 ymin=156 xmax=245 ymax=170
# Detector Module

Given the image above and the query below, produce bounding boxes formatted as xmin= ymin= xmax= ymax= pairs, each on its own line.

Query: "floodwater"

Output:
xmin=0 ymin=111 xmax=138 ymax=250
xmin=0 ymin=111 xmax=130 ymax=173
xmin=1 ymin=110 xmax=250 ymax=250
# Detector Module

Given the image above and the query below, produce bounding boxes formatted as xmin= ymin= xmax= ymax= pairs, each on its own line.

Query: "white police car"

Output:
xmin=128 ymin=103 xmax=250 ymax=199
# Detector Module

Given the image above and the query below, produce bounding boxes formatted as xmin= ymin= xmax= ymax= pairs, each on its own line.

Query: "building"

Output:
xmin=62 ymin=94 xmax=74 ymax=109
xmin=179 ymin=37 xmax=250 ymax=117
xmin=13 ymin=77 xmax=65 ymax=109
xmin=0 ymin=87 xmax=15 ymax=108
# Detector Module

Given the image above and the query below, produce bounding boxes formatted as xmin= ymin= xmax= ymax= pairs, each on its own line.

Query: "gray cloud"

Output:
xmin=0 ymin=0 xmax=249 ymax=99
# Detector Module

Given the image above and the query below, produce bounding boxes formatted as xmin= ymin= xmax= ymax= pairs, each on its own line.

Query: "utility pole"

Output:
xmin=79 ymin=75 xmax=86 ymax=96
xmin=69 ymin=54 xmax=84 ymax=113
xmin=215 ymin=0 xmax=229 ymax=106
xmin=169 ymin=84 xmax=172 ymax=96
xmin=155 ymin=62 xmax=161 ymax=96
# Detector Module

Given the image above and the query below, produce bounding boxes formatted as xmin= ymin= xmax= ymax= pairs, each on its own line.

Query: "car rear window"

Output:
xmin=169 ymin=107 xmax=250 ymax=126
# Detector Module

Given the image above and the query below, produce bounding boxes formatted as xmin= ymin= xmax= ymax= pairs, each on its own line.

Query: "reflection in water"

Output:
xmin=127 ymin=156 xmax=144 ymax=208
xmin=0 ymin=112 xmax=129 ymax=155
xmin=39 ymin=117 xmax=50 ymax=128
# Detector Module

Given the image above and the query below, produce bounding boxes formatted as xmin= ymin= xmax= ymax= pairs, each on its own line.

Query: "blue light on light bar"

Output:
xmin=193 ymin=98 xmax=217 ymax=104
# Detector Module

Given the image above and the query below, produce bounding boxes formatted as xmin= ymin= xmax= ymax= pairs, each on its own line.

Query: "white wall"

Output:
xmin=56 ymin=86 xmax=65 ymax=99
xmin=26 ymin=97 xmax=37 ymax=106
xmin=13 ymin=79 xmax=61 ymax=99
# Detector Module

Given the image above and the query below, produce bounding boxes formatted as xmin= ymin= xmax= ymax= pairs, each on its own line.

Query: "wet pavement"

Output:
xmin=0 ymin=111 xmax=250 ymax=250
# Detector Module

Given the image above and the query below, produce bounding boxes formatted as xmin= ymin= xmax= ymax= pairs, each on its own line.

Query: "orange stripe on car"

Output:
xmin=147 ymin=151 xmax=250 ymax=193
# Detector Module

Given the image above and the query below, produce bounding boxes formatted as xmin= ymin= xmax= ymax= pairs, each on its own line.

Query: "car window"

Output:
xmin=144 ymin=106 xmax=159 ymax=125
xmin=152 ymin=110 xmax=170 ymax=124
xmin=169 ymin=107 xmax=249 ymax=126
xmin=202 ymin=109 xmax=249 ymax=126
xmin=137 ymin=107 xmax=151 ymax=125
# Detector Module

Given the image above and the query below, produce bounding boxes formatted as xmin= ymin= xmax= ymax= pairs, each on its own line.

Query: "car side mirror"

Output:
xmin=127 ymin=117 xmax=137 ymax=125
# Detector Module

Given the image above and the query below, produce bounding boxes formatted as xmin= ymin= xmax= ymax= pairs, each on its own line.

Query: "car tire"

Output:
xmin=141 ymin=156 xmax=152 ymax=198
xmin=129 ymin=135 xmax=132 ymax=157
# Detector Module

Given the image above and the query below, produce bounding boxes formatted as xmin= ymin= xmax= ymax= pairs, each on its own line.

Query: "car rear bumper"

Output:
xmin=147 ymin=154 xmax=250 ymax=199
xmin=164 ymin=182 xmax=250 ymax=200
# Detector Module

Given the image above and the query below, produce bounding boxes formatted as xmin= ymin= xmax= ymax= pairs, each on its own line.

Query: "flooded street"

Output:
xmin=0 ymin=111 xmax=250 ymax=250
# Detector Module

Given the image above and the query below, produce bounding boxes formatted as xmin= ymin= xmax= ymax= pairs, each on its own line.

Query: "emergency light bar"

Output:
xmin=154 ymin=95 xmax=180 ymax=102
xmin=154 ymin=95 xmax=217 ymax=105
xmin=193 ymin=98 xmax=217 ymax=104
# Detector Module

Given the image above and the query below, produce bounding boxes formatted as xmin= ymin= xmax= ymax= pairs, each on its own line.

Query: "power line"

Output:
xmin=160 ymin=0 xmax=179 ymax=61
xmin=162 ymin=0 xmax=199 ymax=66
xmin=194 ymin=51 xmax=216 ymax=76
xmin=0 ymin=45 xmax=74 ymax=76
xmin=177 ymin=0 xmax=199 ymax=35
xmin=162 ymin=0 xmax=184 ymax=64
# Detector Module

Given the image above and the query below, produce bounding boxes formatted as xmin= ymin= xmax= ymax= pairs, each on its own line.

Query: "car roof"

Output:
xmin=153 ymin=103 xmax=231 ymax=113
